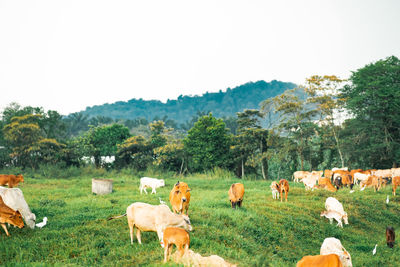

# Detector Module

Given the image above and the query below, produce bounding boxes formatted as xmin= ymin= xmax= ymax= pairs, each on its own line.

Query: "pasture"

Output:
xmin=1 ymin=171 xmax=400 ymax=266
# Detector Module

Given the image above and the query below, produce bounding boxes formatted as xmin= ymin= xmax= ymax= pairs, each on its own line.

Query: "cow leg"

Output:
xmin=238 ymin=200 xmax=242 ymax=208
xmin=163 ymin=243 xmax=169 ymax=263
xmin=329 ymin=218 xmax=333 ymax=224
xmin=1 ymin=224 xmax=10 ymax=236
xmin=128 ymin=221 xmax=135 ymax=244
xmin=168 ymin=244 xmax=173 ymax=261
xmin=144 ymin=187 xmax=148 ymax=194
xmin=285 ymin=192 xmax=288 ymax=202
xmin=136 ymin=229 xmax=142 ymax=244
xmin=151 ymin=188 xmax=156 ymax=194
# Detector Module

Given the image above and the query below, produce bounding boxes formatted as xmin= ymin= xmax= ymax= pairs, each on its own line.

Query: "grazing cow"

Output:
xmin=317 ymin=178 xmax=337 ymax=192
xmin=277 ymin=179 xmax=289 ymax=202
xmin=333 ymin=177 xmax=343 ymax=190
xmin=163 ymin=227 xmax=190 ymax=263
xmin=320 ymin=237 xmax=352 ymax=267
xmin=228 ymin=183 xmax=245 ymax=208
xmin=0 ymin=196 xmax=24 ymax=236
xmin=270 ymin=181 xmax=280 ymax=199
xmin=325 ymin=197 xmax=348 ymax=225
xmin=386 ymin=226 xmax=395 ymax=248
xmin=293 ymin=171 xmax=310 ymax=183
xmin=360 ymin=175 xmax=381 ymax=192
xmin=333 ymin=170 xmax=350 ymax=182
xmin=0 ymin=186 xmax=36 ymax=229
xmin=341 ymin=174 xmax=353 ymax=190
xmin=0 ymin=174 xmax=24 ymax=188
xmin=169 ymin=181 xmax=191 ymax=215
xmin=172 ymin=249 xmax=237 ymax=267
xmin=108 ymin=202 xmax=192 ymax=245
xmin=392 ymin=176 xmax=400 ymax=196
xmin=139 ymin=177 xmax=165 ymax=194
xmin=320 ymin=210 xmax=344 ymax=228
xmin=297 ymin=254 xmax=343 ymax=267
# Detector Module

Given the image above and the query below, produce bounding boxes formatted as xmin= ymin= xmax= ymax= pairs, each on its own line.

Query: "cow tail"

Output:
xmin=107 ymin=213 xmax=127 ymax=221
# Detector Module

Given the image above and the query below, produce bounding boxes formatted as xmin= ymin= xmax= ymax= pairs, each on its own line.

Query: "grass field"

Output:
xmin=1 ymin=170 xmax=400 ymax=266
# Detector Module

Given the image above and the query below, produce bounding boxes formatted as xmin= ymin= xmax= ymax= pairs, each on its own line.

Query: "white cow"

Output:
xmin=325 ymin=197 xmax=348 ymax=225
xmin=320 ymin=210 xmax=344 ymax=227
xmin=172 ymin=249 xmax=237 ymax=267
xmin=353 ymin=172 xmax=370 ymax=185
xmin=0 ymin=186 xmax=36 ymax=229
xmin=320 ymin=237 xmax=352 ymax=267
xmin=139 ymin=177 xmax=165 ymax=194
xmin=302 ymin=173 xmax=319 ymax=190
xmin=332 ymin=167 xmax=349 ymax=172
xmin=108 ymin=202 xmax=192 ymax=244
xmin=270 ymin=181 xmax=279 ymax=199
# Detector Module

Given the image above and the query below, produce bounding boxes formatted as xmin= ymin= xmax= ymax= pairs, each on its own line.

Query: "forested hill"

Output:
xmin=80 ymin=80 xmax=296 ymax=124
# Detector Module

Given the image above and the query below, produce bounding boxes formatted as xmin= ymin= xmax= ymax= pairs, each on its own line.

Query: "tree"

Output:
xmin=183 ymin=113 xmax=232 ymax=172
xmin=149 ymin=120 xmax=167 ymax=148
xmin=341 ymin=56 xmax=400 ymax=167
xmin=116 ymin=135 xmax=152 ymax=170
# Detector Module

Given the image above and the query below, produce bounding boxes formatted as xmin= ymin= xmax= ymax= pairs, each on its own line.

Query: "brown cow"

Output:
xmin=0 ymin=174 xmax=24 ymax=188
xmin=360 ymin=175 xmax=381 ymax=192
xmin=392 ymin=176 xmax=400 ymax=196
xmin=341 ymin=174 xmax=353 ymax=189
xmin=0 ymin=196 xmax=24 ymax=236
xmin=297 ymin=254 xmax=343 ymax=267
xmin=277 ymin=179 xmax=289 ymax=202
xmin=228 ymin=183 xmax=244 ymax=208
xmin=386 ymin=226 xmax=395 ymax=248
xmin=163 ymin=227 xmax=190 ymax=263
xmin=324 ymin=169 xmax=334 ymax=180
xmin=318 ymin=178 xmax=337 ymax=192
xmin=169 ymin=181 xmax=191 ymax=215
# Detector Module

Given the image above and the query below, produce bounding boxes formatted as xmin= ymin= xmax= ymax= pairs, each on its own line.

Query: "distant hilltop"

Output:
xmin=79 ymin=80 xmax=297 ymax=124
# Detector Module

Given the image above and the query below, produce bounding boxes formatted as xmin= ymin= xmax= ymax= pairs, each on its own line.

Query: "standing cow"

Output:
xmin=386 ymin=226 xmax=395 ymax=248
xmin=228 ymin=183 xmax=244 ymax=209
xmin=0 ymin=174 xmax=24 ymax=188
xmin=170 ymin=182 xmax=191 ymax=215
xmin=139 ymin=177 xmax=165 ymax=194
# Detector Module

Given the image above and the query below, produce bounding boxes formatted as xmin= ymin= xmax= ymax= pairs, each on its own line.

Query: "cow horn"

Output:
xmin=175 ymin=181 xmax=180 ymax=186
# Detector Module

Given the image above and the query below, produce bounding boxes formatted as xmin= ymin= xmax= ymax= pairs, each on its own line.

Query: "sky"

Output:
xmin=0 ymin=0 xmax=399 ymax=116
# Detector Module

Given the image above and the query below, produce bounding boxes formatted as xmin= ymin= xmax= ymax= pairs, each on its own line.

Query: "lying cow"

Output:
xmin=297 ymin=254 xmax=342 ymax=267
xmin=386 ymin=226 xmax=395 ymax=248
xmin=0 ymin=186 xmax=36 ymax=229
xmin=228 ymin=183 xmax=245 ymax=208
xmin=170 ymin=181 xmax=191 ymax=215
xmin=0 ymin=174 xmax=24 ymax=188
xmin=325 ymin=197 xmax=348 ymax=225
xmin=0 ymin=196 xmax=24 ymax=236
xmin=139 ymin=177 xmax=165 ymax=194
xmin=320 ymin=237 xmax=352 ymax=267
xmin=318 ymin=178 xmax=337 ymax=192
xmin=172 ymin=249 xmax=237 ymax=267
xmin=108 ymin=202 xmax=192 ymax=244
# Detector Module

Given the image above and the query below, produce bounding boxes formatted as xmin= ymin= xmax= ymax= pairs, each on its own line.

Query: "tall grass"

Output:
xmin=0 ymin=171 xmax=399 ymax=266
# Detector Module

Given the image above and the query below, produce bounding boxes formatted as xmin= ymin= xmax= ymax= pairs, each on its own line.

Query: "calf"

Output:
xmin=278 ymin=179 xmax=289 ymax=202
xmin=139 ymin=177 xmax=165 ymax=194
xmin=108 ymin=202 xmax=192 ymax=245
xmin=169 ymin=181 xmax=191 ymax=215
xmin=320 ymin=237 xmax=352 ymax=267
xmin=386 ymin=226 xmax=395 ymax=248
xmin=228 ymin=183 xmax=245 ymax=208
xmin=392 ymin=176 xmax=400 ymax=196
xmin=293 ymin=171 xmax=310 ymax=183
xmin=270 ymin=181 xmax=280 ymax=199
xmin=325 ymin=197 xmax=348 ymax=225
xmin=297 ymin=254 xmax=343 ymax=267
xmin=321 ymin=210 xmax=344 ymax=228
xmin=0 ymin=174 xmax=24 ymax=188
xmin=163 ymin=227 xmax=190 ymax=263
xmin=0 ymin=196 xmax=24 ymax=236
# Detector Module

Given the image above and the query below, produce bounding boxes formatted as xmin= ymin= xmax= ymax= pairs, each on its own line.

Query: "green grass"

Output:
xmin=1 ymin=172 xmax=400 ymax=266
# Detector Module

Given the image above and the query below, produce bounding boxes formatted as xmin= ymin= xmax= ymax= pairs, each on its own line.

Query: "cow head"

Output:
xmin=341 ymin=250 xmax=352 ymax=267
xmin=173 ymin=181 xmax=191 ymax=212
xmin=159 ymin=179 xmax=165 ymax=187
xmin=181 ymin=214 xmax=193 ymax=232
xmin=7 ymin=210 xmax=24 ymax=228
xmin=16 ymin=174 xmax=24 ymax=183
xmin=342 ymin=212 xmax=349 ymax=225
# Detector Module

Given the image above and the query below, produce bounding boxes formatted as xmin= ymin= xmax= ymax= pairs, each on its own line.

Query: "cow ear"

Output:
xmin=187 ymin=189 xmax=191 ymax=192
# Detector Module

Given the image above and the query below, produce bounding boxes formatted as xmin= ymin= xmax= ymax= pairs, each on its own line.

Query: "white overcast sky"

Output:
xmin=1 ymin=0 xmax=399 ymax=115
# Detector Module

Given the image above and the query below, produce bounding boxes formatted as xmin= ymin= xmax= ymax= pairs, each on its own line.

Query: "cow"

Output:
xmin=317 ymin=178 xmax=337 ymax=192
xmin=392 ymin=176 xmax=400 ymax=196
xmin=332 ymin=167 xmax=348 ymax=172
xmin=302 ymin=173 xmax=319 ymax=190
xmin=360 ymin=175 xmax=381 ymax=192
xmin=324 ymin=169 xmax=334 ymax=180
xmin=391 ymin=168 xmax=400 ymax=178
xmin=297 ymin=254 xmax=343 ymax=267
xmin=386 ymin=226 xmax=395 ymax=248
xmin=277 ymin=179 xmax=289 ymax=202
xmin=228 ymin=183 xmax=245 ymax=208
xmin=163 ymin=227 xmax=190 ymax=263
xmin=325 ymin=197 xmax=348 ymax=225
xmin=293 ymin=171 xmax=310 ymax=183
xmin=0 ymin=196 xmax=24 ymax=236
xmin=372 ymin=169 xmax=392 ymax=180
xmin=320 ymin=237 xmax=352 ymax=267
xmin=321 ymin=210 xmax=344 ymax=228
xmin=0 ymin=174 xmax=24 ymax=188
xmin=349 ymin=169 xmax=362 ymax=181
xmin=341 ymin=174 xmax=353 ymax=189
xmin=333 ymin=170 xmax=350 ymax=182
xmin=139 ymin=177 xmax=165 ymax=194
xmin=353 ymin=171 xmax=370 ymax=185
xmin=333 ymin=177 xmax=343 ymax=190
xmin=172 ymin=249 xmax=237 ymax=267
xmin=270 ymin=181 xmax=280 ymax=199
xmin=108 ymin=202 xmax=192 ymax=245
xmin=0 ymin=186 xmax=36 ymax=229
xmin=169 ymin=181 xmax=191 ymax=215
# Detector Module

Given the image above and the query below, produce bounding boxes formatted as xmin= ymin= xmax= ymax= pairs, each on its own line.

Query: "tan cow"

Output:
xmin=293 ymin=171 xmax=310 ymax=183
xmin=297 ymin=254 xmax=343 ymax=267
xmin=0 ymin=196 xmax=24 ymax=236
xmin=277 ymin=179 xmax=289 ymax=202
xmin=318 ymin=178 xmax=337 ymax=192
xmin=163 ymin=227 xmax=190 ymax=263
xmin=169 ymin=181 xmax=191 ymax=215
xmin=360 ymin=175 xmax=381 ymax=192
xmin=228 ymin=183 xmax=245 ymax=208
xmin=392 ymin=176 xmax=400 ymax=196
xmin=172 ymin=249 xmax=237 ymax=267
xmin=324 ymin=169 xmax=334 ymax=180
xmin=0 ymin=174 xmax=24 ymax=188
xmin=108 ymin=202 xmax=192 ymax=245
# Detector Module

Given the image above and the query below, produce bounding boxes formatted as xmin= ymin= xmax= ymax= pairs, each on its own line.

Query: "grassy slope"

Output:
xmin=1 ymin=173 xmax=400 ymax=267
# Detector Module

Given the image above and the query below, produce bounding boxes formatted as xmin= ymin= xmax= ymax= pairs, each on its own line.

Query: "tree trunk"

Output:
xmin=332 ymin=127 xmax=345 ymax=168
xmin=241 ymin=158 xmax=245 ymax=178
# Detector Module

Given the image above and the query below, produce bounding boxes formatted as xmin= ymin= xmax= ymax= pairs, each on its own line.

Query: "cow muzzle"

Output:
xmin=182 ymin=198 xmax=186 ymax=202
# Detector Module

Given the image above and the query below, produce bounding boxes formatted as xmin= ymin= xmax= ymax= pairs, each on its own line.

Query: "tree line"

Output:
xmin=0 ymin=56 xmax=399 ymax=179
